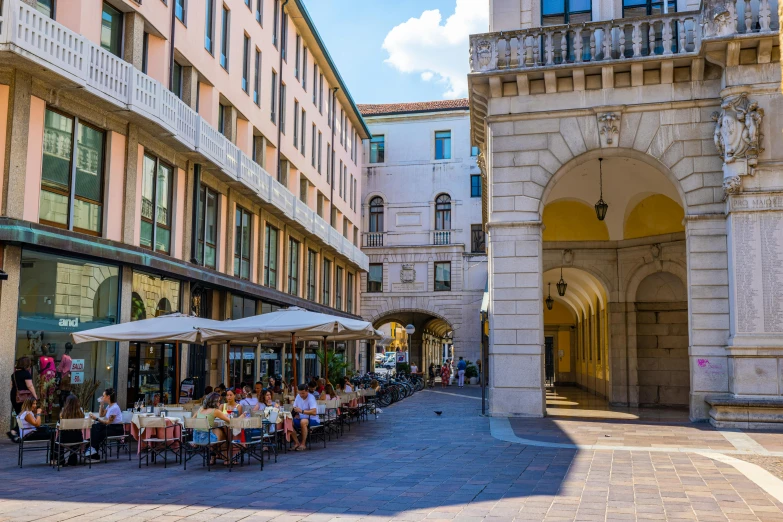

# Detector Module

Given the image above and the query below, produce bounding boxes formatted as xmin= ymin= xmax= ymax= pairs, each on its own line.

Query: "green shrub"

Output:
xmin=465 ymin=361 xmax=479 ymax=379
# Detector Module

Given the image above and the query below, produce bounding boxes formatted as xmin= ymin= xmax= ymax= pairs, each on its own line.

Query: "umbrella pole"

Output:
xmin=291 ymin=333 xmax=298 ymax=387
xmin=322 ymin=335 xmax=328 ymax=384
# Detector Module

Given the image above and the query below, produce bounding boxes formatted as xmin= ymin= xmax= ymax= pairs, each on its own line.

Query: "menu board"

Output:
xmin=732 ymin=208 xmax=783 ymax=334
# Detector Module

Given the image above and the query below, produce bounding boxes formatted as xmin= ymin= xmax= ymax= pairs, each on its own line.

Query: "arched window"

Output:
xmin=369 ymin=196 xmax=384 ymax=232
xmin=435 ymin=194 xmax=451 ymax=231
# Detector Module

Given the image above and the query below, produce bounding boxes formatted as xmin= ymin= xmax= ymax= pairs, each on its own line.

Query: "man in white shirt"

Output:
xmin=292 ymin=383 xmax=319 ymax=450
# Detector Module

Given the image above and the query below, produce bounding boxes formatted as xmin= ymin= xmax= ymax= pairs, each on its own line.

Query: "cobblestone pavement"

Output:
xmin=0 ymin=387 xmax=782 ymax=521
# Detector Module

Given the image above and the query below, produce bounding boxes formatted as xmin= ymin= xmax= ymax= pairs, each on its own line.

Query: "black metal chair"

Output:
xmin=228 ymin=417 xmax=264 ymax=471
xmin=138 ymin=416 xmax=180 ymax=468
xmin=54 ymin=418 xmax=93 ymax=471
xmin=17 ymin=427 xmax=52 ymax=468
xmin=182 ymin=417 xmax=222 ymax=471
xmin=102 ymin=411 xmax=133 ymax=462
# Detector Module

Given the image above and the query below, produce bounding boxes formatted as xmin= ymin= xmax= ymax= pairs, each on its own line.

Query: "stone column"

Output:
xmin=122 ymin=124 xmax=140 ymax=245
xmin=487 ymin=222 xmax=545 ymax=417
xmin=725 ymin=194 xmax=783 ymax=397
xmin=0 ymin=245 xmax=21 ymax=432
xmin=686 ymin=215 xmax=730 ymax=420
xmin=3 ymin=71 xmax=32 ymax=219
xmin=123 ymin=12 xmax=145 ymax=70
xmin=116 ymin=266 xmax=134 ymax=409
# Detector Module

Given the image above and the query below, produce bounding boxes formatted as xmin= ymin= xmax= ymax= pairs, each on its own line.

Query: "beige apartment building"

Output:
xmin=472 ymin=0 xmax=783 ymax=426
xmin=0 ymin=0 xmax=369 ymax=424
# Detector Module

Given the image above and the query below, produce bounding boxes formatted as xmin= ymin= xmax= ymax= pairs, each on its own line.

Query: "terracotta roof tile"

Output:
xmin=358 ymin=99 xmax=469 ymax=116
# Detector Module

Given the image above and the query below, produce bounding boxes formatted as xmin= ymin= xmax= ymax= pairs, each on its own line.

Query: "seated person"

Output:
xmin=54 ymin=394 xmax=84 ymax=466
xmin=254 ymin=382 xmax=263 ymax=399
xmin=240 ymin=386 xmax=260 ymax=413
xmin=343 ymin=377 xmax=354 ymax=393
xmin=87 ymin=388 xmax=124 ymax=459
xmin=316 ymin=378 xmax=326 ymax=395
xmin=291 ymin=383 xmax=319 ymax=451
xmin=308 ymin=381 xmax=320 ymax=399
xmin=267 ymin=377 xmax=281 ymax=394
xmin=321 ymin=384 xmax=338 ymax=400
xmin=16 ymin=397 xmax=53 ymax=443
xmin=194 ymin=392 xmax=232 ymax=464
xmin=370 ymin=379 xmax=380 ymax=392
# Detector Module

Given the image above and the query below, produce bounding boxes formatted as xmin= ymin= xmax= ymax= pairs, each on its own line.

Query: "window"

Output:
xmin=294 ymin=34 xmax=301 ymax=79
xmin=39 ymin=109 xmax=105 ymax=235
xmin=175 ymin=0 xmax=186 ymax=23
xmin=280 ymin=83 xmax=286 ymax=134
xmin=435 ymin=194 xmax=451 ymax=230
xmin=542 ymin=0 xmax=591 ymax=25
xmin=101 ymin=2 xmax=123 ymax=57
xmin=264 ymin=224 xmax=278 ymax=287
xmin=256 ymin=0 xmax=262 ymax=24
xmin=140 ymin=154 xmax=174 ymax=254
xmin=353 ymin=179 xmax=357 ymax=212
xmin=335 ymin=267 xmax=343 ymax=311
xmin=368 ymin=264 xmax=383 ymax=293
xmin=471 ymin=145 xmax=479 ymax=157
xmin=435 ymin=131 xmax=451 ymax=160
xmin=322 ymin=259 xmax=331 ymax=306
xmin=280 ymin=12 xmax=288 ymax=61
xmin=340 ymin=110 xmax=344 ymax=145
xmin=311 ymin=125 xmax=317 ymax=167
xmin=434 ymin=262 xmax=451 ymax=291
xmin=368 ymin=197 xmax=384 ymax=233
xmin=196 ymin=184 xmax=218 ymax=268
xmin=369 ymin=135 xmax=385 ymax=163
xmin=471 ymin=175 xmax=482 ymax=197
xmin=471 ymin=224 xmax=486 ymax=253
xmin=272 ymin=0 xmax=279 ymax=46
xmin=288 ymin=238 xmax=299 ymax=295
xmin=313 ymin=64 xmax=318 ymax=104
xmin=141 ymin=33 xmax=149 ymax=73
xmin=205 ymin=0 xmax=215 ymax=53
xmin=346 ymin=273 xmax=354 ymax=314
xmin=172 ymin=61 xmax=183 ymax=99
xmin=317 ymin=132 xmax=322 ymax=174
xmin=233 ymin=206 xmax=252 ymax=279
xmin=270 ymin=70 xmax=277 ymax=123
xmin=327 ymin=89 xmax=331 ymax=127
xmin=306 ymin=250 xmax=317 ymax=301
xmin=220 ymin=6 xmax=230 ymax=70
xmin=253 ymin=48 xmax=261 ymax=105
xmin=218 ymin=103 xmax=227 ymax=135
xmin=302 ymin=47 xmax=308 ymax=90
xmin=35 ymin=0 xmax=55 ymax=18
xmin=300 ymin=110 xmax=306 ymax=154
xmin=293 ymin=100 xmax=299 ymax=146
xmin=242 ymin=34 xmax=250 ymax=92
xmin=338 ymin=160 xmax=343 ymax=198
xmin=318 ymin=74 xmax=324 ymax=113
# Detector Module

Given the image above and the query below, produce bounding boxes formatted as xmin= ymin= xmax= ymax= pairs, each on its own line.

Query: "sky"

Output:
xmin=302 ymin=0 xmax=489 ymax=105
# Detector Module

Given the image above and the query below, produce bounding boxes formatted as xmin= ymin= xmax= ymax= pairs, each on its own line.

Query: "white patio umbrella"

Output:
xmin=198 ymin=307 xmax=381 ymax=384
xmin=70 ymin=313 xmax=225 ymax=344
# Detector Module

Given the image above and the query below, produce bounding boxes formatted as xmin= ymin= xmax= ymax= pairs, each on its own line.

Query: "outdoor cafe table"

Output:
xmin=130 ymin=413 xmax=182 ymax=455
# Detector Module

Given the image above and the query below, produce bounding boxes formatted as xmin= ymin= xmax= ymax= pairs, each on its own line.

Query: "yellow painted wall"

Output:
xmin=624 ymin=194 xmax=684 ymax=239
xmin=543 ymin=200 xmax=610 ymax=241
xmin=544 ymin=300 xmax=574 ymax=325
xmin=558 ymin=331 xmax=571 ymax=372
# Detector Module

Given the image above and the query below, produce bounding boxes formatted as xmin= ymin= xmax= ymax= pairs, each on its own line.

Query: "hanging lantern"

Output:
xmin=556 ymin=266 xmax=567 ymax=297
xmin=545 ymin=282 xmax=554 ymax=311
xmin=595 ymin=157 xmax=608 ymax=221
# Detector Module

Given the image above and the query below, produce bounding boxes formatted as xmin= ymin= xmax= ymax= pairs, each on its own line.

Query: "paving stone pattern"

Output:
xmin=0 ymin=387 xmax=781 ymax=521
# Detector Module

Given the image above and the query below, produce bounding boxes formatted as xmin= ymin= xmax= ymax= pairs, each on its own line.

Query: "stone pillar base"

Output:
xmin=488 ymin=387 xmax=545 ymax=417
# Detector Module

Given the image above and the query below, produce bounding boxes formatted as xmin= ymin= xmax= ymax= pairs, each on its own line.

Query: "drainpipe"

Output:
xmin=168 ymin=0 xmax=176 ymax=91
xmin=276 ymin=0 xmax=290 ymax=183
xmin=330 ymin=87 xmax=339 ymax=227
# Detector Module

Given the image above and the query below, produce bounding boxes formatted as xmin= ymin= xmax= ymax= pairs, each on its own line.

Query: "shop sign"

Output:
xmin=260 ymin=353 xmax=277 ymax=360
xmin=58 ymin=318 xmax=79 ymax=328
xmin=305 ymin=354 xmax=316 ymax=360
xmin=71 ymin=372 xmax=85 ymax=384
xmin=71 ymin=359 xmax=85 ymax=371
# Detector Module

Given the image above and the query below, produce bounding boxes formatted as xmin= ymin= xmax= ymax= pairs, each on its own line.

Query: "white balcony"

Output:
xmin=469 ymin=0 xmax=777 ymax=74
xmin=433 ymin=230 xmax=451 ymax=246
xmin=0 ymin=0 xmax=369 ymax=273
xmin=363 ymin=232 xmax=384 ymax=247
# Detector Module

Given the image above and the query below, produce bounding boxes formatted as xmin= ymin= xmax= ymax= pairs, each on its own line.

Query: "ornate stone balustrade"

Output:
xmin=0 ymin=0 xmax=368 ymax=272
xmin=470 ymin=0 xmax=776 ymax=74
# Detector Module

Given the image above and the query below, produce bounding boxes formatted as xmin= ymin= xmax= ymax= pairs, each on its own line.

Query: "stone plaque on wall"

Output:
xmin=730 ymin=196 xmax=783 ymax=338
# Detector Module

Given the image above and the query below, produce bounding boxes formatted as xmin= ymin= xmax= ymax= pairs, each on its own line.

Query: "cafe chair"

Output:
xmin=18 ymin=428 xmax=52 ymax=468
xmin=306 ymin=407 xmax=327 ymax=450
xmin=54 ymin=418 xmax=94 ymax=471
xmin=182 ymin=417 xmax=221 ymax=471
xmin=102 ymin=411 xmax=133 ymax=462
xmin=228 ymin=417 xmax=264 ymax=472
xmin=321 ymin=399 xmax=342 ymax=440
xmin=261 ymin=409 xmax=279 ymax=463
xmin=138 ymin=416 xmax=180 ymax=469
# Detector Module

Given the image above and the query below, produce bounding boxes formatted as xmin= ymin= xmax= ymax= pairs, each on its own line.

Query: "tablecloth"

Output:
xmin=130 ymin=416 xmax=182 ymax=455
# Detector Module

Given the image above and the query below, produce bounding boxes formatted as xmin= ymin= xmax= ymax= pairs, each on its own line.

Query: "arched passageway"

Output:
xmin=373 ymin=310 xmax=454 ymax=372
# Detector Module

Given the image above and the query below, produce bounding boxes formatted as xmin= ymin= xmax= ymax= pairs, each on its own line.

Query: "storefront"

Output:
xmin=15 ymin=249 xmax=119 ymax=413
xmin=229 ymin=295 xmax=257 ymax=389
xmin=126 ymin=271 xmax=181 ymax=407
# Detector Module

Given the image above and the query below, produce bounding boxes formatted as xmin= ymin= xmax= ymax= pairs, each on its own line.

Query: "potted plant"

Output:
xmin=465 ymin=361 xmax=479 ymax=385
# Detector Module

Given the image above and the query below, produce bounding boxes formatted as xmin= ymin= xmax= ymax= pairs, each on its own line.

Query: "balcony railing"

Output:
xmin=433 ymin=230 xmax=451 ymax=246
xmin=0 ymin=0 xmax=369 ymax=272
xmin=470 ymin=0 xmax=776 ymax=74
xmin=364 ymin=232 xmax=384 ymax=247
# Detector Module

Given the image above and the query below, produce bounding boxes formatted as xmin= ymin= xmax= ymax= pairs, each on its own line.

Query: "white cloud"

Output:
xmin=382 ymin=0 xmax=489 ymax=99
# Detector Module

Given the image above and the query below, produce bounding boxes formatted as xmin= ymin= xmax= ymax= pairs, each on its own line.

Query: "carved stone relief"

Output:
xmin=400 ymin=264 xmax=416 ymax=284
xmin=598 ymin=113 xmax=620 ymax=148
xmin=712 ymin=93 xmax=764 ymax=198
xmin=701 ymin=0 xmax=737 ymax=37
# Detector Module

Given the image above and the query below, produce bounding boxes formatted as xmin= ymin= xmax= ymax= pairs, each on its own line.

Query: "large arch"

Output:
xmin=371 ymin=308 xmax=456 ymax=372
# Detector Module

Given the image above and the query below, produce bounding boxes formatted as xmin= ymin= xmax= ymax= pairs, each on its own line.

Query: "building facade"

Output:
xmin=471 ymin=0 xmax=783 ymax=426
xmin=359 ymin=101 xmax=488 ymax=371
xmin=0 ymin=0 xmax=368 ymax=426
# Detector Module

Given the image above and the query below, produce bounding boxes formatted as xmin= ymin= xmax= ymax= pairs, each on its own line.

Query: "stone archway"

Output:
xmin=371 ymin=308 xmax=455 ymax=372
